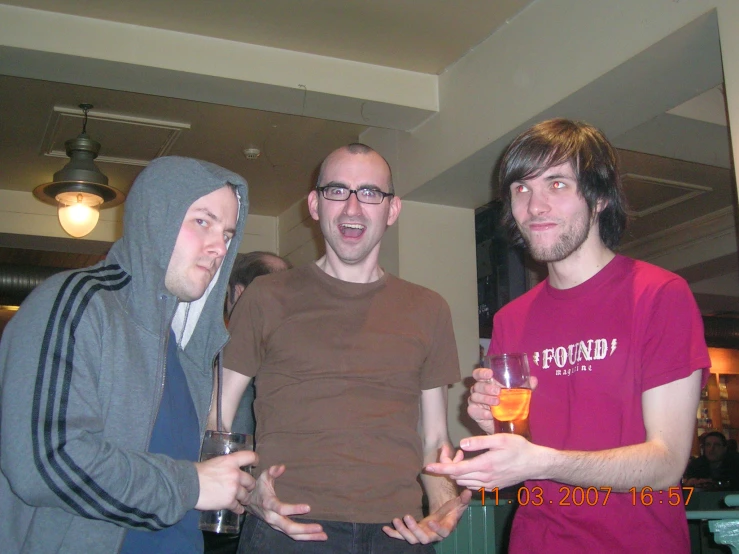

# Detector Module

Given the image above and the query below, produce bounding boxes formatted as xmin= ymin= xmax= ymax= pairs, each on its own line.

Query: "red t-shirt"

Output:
xmin=491 ymin=255 xmax=710 ymax=554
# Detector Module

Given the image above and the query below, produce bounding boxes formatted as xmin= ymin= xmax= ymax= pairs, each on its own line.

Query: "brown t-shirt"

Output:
xmin=224 ymin=263 xmax=460 ymax=523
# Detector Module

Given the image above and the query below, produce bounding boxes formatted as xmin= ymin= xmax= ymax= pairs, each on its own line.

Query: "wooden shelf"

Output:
xmin=692 ymin=349 xmax=739 ymax=456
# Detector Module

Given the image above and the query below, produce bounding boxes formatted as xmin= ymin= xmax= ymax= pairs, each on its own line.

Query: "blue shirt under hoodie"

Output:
xmin=121 ymin=330 xmax=202 ymax=553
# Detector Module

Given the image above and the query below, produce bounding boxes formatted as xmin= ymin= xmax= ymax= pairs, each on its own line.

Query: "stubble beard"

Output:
xmin=326 ymin=235 xmax=373 ymax=265
xmin=165 ymin=260 xmax=217 ymax=302
xmin=165 ymin=273 xmax=207 ymax=302
xmin=520 ymin=213 xmax=592 ymax=263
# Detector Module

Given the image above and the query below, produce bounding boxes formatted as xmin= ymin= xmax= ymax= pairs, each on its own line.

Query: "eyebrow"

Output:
xmin=323 ymin=181 xmax=384 ymax=191
xmin=542 ymin=173 xmax=574 ymax=180
xmin=193 ymin=207 xmax=236 ymax=234
xmin=512 ymin=171 xmax=575 ymax=185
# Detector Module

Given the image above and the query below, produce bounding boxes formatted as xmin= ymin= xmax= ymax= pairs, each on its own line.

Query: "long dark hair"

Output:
xmin=499 ymin=118 xmax=627 ymax=249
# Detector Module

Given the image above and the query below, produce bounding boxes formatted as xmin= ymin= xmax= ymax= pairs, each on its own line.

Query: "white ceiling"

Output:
xmin=0 ymin=0 xmax=535 ymax=74
xmin=668 ymin=86 xmax=728 ymax=127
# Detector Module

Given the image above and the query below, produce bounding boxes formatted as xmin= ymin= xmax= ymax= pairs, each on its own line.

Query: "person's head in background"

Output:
xmin=701 ymin=431 xmax=728 ymax=463
xmin=226 ymin=251 xmax=292 ymax=317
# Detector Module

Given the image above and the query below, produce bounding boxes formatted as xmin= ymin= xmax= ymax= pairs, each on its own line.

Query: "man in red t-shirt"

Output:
xmin=428 ymin=119 xmax=710 ymax=553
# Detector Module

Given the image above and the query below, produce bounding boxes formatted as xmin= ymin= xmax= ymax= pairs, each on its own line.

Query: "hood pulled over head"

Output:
xmin=108 ymin=156 xmax=248 ymax=346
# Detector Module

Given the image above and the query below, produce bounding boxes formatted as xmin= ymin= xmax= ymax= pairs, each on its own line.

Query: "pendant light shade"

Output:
xmin=56 ymin=191 xmax=103 ymax=238
xmin=34 ymin=104 xmax=125 ymax=238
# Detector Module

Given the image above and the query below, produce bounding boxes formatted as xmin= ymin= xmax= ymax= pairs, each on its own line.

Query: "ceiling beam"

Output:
xmin=0 ymin=4 xmax=438 ymax=130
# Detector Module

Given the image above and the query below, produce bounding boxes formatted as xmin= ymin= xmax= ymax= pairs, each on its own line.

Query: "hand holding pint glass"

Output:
xmin=198 ymin=430 xmax=254 ymax=534
xmin=483 ymin=353 xmax=532 ymax=436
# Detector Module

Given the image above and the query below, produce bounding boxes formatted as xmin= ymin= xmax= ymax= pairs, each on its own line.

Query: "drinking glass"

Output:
xmin=198 ymin=430 xmax=253 ymax=534
xmin=483 ymin=353 xmax=532 ymax=436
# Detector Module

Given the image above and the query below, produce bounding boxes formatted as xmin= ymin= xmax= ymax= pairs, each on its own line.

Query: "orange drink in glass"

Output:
xmin=483 ymin=353 xmax=532 ymax=436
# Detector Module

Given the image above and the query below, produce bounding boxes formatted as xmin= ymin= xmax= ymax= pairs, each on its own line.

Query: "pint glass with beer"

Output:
xmin=483 ymin=353 xmax=531 ymax=436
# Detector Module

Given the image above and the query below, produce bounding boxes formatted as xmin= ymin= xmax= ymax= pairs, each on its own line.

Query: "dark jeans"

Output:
xmin=237 ymin=515 xmax=436 ymax=554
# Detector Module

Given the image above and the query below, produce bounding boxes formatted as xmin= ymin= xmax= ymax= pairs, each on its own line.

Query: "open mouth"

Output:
xmin=339 ymin=223 xmax=366 ymax=238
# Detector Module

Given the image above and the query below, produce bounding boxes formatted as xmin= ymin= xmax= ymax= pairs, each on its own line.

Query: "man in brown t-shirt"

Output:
xmin=216 ymin=143 xmax=471 ymax=553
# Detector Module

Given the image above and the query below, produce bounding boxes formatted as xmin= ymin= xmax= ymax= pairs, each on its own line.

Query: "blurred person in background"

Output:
xmin=684 ymin=431 xmax=739 ymax=490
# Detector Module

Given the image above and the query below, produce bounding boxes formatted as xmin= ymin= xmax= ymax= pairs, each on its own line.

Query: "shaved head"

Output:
xmin=317 ymin=143 xmax=394 ymax=194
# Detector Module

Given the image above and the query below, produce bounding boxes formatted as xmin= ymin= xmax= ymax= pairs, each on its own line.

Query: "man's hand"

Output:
xmin=195 ymin=450 xmax=258 ymax=513
xmin=382 ymin=489 xmax=472 ymax=544
xmin=247 ymin=464 xmax=327 ymax=541
xmin=426 ymin=434 xmax=543 ymax=490
xmin=468 ymin=368 xmax=538 ymax=435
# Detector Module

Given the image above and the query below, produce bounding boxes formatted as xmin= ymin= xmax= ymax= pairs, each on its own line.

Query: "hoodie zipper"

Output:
xmin=146 ymin=294 xmax=175 ymax=445
xmin=115 ymin=294 xmax=174 ymax=553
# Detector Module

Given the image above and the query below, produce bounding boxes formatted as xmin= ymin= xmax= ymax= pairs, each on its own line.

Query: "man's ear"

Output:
xmin=387 ymin=196 xmax=402 ymax=227
xmin=233 ymin=283 xmax=245 ymax=303
xmin=590 ymin=198 xmax=608 ymax=226
xmin=308 ymin=190 xmax=320 ymax=222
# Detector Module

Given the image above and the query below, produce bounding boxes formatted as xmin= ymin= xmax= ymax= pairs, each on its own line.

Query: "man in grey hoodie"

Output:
xmin=0 ymin=157 xmax=257 ymax=553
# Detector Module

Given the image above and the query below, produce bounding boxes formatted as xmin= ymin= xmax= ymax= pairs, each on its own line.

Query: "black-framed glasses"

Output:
xmin=316 ymin=185 xmax=394 ymax=205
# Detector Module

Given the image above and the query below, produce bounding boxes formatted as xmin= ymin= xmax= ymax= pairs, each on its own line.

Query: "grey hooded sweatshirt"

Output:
xmin=0 ymin=157 xmax=248 ymax=553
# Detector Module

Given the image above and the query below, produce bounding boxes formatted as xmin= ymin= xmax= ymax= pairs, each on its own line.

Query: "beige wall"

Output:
xmin=362 ymin=126 xmax=401 ymax=276
xmin=0 ymin=189 xmax=124 ymax=242
xmin=237 ymin=214 xmax=280 ymax=254
xmin=277 ymin=196 xmax=323 ymax=267
xmin=377 ymin=223 xmax=400 ymax=277
xmin=716 ymin=1 xmax=739 ymax=201
xmin=397 ymin=201 xmax=478 ymax=445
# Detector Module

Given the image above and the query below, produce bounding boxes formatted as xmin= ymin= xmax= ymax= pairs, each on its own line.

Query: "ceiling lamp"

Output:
xmin=34 ymin=104 xmax=125 ymax=238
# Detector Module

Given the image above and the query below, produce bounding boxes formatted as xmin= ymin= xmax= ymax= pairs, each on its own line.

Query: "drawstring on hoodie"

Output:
xmin=176 ymin=303 xmax=190 ymax=348
xmin=216 ymin=352 xmax=224 ymax=432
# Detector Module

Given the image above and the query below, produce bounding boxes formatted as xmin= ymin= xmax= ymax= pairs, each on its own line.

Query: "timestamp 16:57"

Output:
xmin=478 ymin=486 xmax=694 ymax=507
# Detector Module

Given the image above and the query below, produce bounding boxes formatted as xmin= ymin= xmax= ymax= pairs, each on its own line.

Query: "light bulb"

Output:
xmin=55 ymin=192 xmax=103 ymax=238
